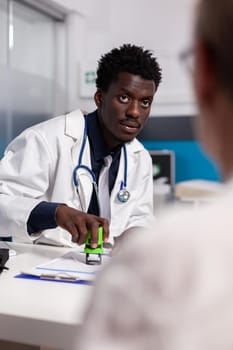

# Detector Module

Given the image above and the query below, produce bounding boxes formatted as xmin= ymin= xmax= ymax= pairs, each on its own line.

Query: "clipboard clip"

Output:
xmin=20 ymin=270 xmax=80 ymax=282
xmin=40 ymin=273 xmax=79 ymax=282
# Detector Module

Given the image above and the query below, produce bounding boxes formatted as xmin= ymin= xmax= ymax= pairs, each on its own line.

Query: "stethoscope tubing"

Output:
xmin=73 ymin=116 xmax=129 ymax=205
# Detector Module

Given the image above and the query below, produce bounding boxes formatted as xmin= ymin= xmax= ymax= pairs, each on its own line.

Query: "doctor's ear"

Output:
xmin=94 ymin=90 xmax=103 ymax=107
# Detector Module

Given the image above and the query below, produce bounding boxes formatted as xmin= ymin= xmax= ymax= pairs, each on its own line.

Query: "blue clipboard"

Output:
xmin=15 ymin=273 xmax=92 ymax=285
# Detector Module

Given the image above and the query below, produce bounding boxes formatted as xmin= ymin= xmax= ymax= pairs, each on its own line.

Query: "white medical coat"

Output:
xmin=0 ymin=110 xmax=153 ymax=245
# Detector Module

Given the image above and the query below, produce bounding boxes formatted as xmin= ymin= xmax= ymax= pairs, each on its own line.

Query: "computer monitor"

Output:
xmin=149 ymin=150 xmax=175 ymax=196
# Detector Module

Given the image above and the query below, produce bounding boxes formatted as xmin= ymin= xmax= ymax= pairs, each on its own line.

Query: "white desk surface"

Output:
xmin=0 ymin=243 xmax=93 ymax=350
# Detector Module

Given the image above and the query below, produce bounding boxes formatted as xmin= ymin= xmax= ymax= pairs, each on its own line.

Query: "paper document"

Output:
xmin=21 ymin=249 xmax=111 ymax=282
xmin=175 ymin=180 xmax=223 ymax=199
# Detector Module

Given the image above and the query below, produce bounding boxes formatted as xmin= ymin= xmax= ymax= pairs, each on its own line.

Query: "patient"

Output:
xmin=77 ymin=0 xmax=233 ymax=349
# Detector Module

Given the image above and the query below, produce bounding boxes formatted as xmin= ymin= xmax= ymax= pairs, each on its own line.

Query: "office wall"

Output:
xmin=138 ymin=116 xmax=221 ymax=182
xmin=55 ymin=0 xmax=197 ymax=116
xmin=49 ymin=0 xmax=218 ymax=183
xmin=0 ymin=0 xmax=67 ymax=154
xmin=48 ymin=0 xmax=92 ymax=16
xmin=2 ymin=0 xmax=215 ymax=182
xmin=145 ymin=140 xmax=221 ymax=183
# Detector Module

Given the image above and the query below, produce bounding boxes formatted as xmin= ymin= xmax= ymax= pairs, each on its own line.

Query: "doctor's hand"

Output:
xmin=55 ymin=205 xmax=109 ymax=247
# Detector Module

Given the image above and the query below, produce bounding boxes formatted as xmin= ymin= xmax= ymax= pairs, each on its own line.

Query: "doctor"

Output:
xmin=0 ymin=44 xmax=162 ymax=247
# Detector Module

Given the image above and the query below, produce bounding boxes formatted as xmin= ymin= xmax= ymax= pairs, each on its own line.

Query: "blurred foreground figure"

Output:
xmin=78 ymin=1 xmax=233 ymax=349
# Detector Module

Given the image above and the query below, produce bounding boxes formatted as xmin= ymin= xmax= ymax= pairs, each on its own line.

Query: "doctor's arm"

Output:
xmin=27 ymin=201 xmax=109 ymax=246
xmin=0 ymin=128 xmax=109 ymax=244
xmin=0 ymin=129 xmax=54 ymax=240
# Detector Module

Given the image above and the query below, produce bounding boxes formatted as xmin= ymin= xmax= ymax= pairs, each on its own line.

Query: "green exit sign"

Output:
xmin=85 ymin=71 xmax=96 ymax=84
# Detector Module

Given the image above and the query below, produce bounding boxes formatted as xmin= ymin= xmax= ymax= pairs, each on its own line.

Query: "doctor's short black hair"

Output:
xmin=96 ymin=44 xmax=162 ymax=91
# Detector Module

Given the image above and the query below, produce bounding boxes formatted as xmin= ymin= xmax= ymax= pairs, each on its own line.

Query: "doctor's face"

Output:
xmin=95 ymin=72 xmax=156 ymax=150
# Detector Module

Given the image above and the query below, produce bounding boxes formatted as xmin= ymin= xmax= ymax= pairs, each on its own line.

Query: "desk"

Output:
xmin=0 ymin=243 xmax=93 ymax=350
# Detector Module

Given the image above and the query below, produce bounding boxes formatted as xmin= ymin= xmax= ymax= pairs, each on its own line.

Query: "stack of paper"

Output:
xmin=20 ymin=250 xmax=111 ymax=283
xmin=175 ymin=179 xmax=223 ymax=199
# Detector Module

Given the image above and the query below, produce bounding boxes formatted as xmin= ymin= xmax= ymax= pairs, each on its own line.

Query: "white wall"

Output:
xmin=47 ymin=0 xmax=92 ymax=16
xmin=51 ymin=0 xmax=198 ymax=116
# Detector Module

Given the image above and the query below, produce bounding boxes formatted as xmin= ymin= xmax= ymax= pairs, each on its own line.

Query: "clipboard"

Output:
xmin=15 ymin=273 xmax=92 ymax=285
xmin=15 ymin=249 xmax=111 ymax=285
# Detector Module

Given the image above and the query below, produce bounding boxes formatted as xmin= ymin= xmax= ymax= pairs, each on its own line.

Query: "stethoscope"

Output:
xmin=72 ymin=117 xmax=130 ymax=212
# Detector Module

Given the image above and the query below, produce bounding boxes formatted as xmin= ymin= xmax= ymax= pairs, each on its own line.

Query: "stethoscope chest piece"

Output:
xmin=117 ymin=188 xmax=130 ymax=203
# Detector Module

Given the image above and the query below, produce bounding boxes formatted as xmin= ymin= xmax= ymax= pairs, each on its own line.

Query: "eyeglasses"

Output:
xmin=179 ymin=47 xmax=194 ymax=74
